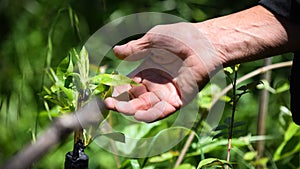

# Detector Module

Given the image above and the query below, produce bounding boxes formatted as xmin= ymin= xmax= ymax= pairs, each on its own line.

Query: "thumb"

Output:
xmin=113 ymin=36 xmax=151 ymax=61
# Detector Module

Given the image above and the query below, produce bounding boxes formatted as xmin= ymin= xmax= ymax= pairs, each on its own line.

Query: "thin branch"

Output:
xmin=2 ymin=99 xmax=106 ymax=169
xmin=210 ymin=61 xmax=292 ymax=109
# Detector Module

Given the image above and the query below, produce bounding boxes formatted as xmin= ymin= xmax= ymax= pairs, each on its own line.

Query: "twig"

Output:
xmin=2 ymin=99 xmax=106 ymax=169
xmin=210 ymin=61 xmax=292 ymax=109
xmin=174 ymin=132 xmax=196 ymax=167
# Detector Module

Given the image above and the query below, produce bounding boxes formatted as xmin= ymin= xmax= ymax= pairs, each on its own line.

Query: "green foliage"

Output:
xmin=0 ymin=0 xmax=297 ymax=169
xmin=212 ymin=117 xmax=247 ymax=140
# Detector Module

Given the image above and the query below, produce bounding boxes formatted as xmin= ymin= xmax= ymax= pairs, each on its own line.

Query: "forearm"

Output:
xmin=194 ymin=5 xmax=300 ymax=67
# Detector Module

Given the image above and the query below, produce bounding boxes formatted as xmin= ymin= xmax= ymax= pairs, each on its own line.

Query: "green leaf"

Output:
xmin=130 ymin=159 xmax=141 ymax=169
xmin=174 ymin=163 xmax=196 ymax=169
xmin=243 ymin=151 xmax=257 ymax=161
xmin=56 ymin=54 xmax=73 ymax=83
xmin=233 ymin=121 xmax=246 ymax=128
xmin=223 ymin=67 xmax=233 ymax=75
xmin=149 ymin=151 xmax=179 ymax=163
xmin=212 ymin=131 xmax=228 ymax=140
xmin=273 ymin=122 xmax=300 ymax=161
xmin=197 ymin=158 xmax=232 ymax=169
xmin=256 ymin=79 xmax=275 ymax=93
xmin=213 ymin=124 xmax=228 ymax=131
xmin=78 ymin=46 xmax=89 ymax=81
xmin=237 ymin=81 xmax=263 ymax=91
xmin=91 ymin=74 xmax=140 ymax=86
xmin=58 ymin=85 xmax=75 ymax=101
xmin=66 ymin=72 xmax=82 ymax=90
xmin=275 ymin=81 xmax=290 ymax=93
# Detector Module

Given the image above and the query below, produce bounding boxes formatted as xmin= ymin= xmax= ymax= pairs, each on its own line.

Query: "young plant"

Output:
xmin=42 ymin=46 xmax=137 ymax=167
xmin=201 ymin=65 xmax=262 ymax=169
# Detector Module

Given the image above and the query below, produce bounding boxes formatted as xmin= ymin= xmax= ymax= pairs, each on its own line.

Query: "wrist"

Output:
xmin=193 ymin=5 xmax=290 ymax=67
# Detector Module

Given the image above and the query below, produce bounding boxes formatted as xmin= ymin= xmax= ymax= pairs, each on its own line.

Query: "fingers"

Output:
xmin=134 ymin=101 xmax=176 ymax=122
xmin=110 ymin=92 xmax=161 ymax=115
xmin=104 ymin=97 xmax=177 ymax=122
xmin=113 ymin=36 xmax=151 ymax=61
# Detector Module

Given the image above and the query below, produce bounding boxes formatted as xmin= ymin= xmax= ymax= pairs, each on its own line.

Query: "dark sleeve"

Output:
xmin=259 ymin=0 xmax=300 ymax=23
xmin=259 ymin=0 xmax=300 ymax=125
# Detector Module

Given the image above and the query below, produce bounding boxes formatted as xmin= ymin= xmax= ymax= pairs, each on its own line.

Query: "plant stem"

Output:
xmin=226 ymin=65 xmax=238 ymax=169
xmin=73 ymin=89 xmax=85 ymax=157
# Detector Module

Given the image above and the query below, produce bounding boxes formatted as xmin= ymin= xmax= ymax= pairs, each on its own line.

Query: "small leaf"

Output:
xmin=213 ymin=124 xmax=228 ymax=131
xmin=130 ymin=159 xmax=141 ymax=169
xmin=275 ymin=81 xmax=290 ymax=93
xmin=58 ymin=85 xmax=75 ymax=101
xmin=77 ymin=46 xmax=89 ymax=82
xmin=91 ymin=74 xmax=140 ymax=86
xmin=237 ymin=81 xmax=263 ymax=91
xmin=212 ymin=131 xmax=228 ymax=140
xmin=233 ymin=121 xmax=246 ymax=128
xmin=243 ymin=151 xmax=257 ymax=161
xmin=197 ymin=158 xmax=232 ymax=169
xmin=224 ymin=67 xmax=233 ymax=77
xmin=234 ymin=64 xmax=240 ymax=72
xmin=56 ymin=55 xmax=73 ymax=83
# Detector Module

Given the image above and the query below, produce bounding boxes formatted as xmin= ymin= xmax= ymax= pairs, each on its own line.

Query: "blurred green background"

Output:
xmin=0 ymin=0 xmax=298 ymax=168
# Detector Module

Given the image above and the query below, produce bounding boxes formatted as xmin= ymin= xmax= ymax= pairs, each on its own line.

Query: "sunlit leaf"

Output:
xmin=78 ymin=46 xmax=89 ymax=81
xmin=256 ymin=79 xmax=275 ymax=93
xmin=91 ymin=74 xmax=140 ymax=86
xmin=224 ymin=67 xmax=233 ymax=75
xmin=197 ymin=158 xmax=232 ymax=169
xmin=275 ymin=81 xmax=290 ymax=93
xmin=234 ymin=64 xmax=240 ymax=72
xmin=149 ymin=151 xmax=179 ymax=163
xmin=130 ymin=159 xmax=141 ymax=169
xmin=274 ymin=122 xmax=300 ymax=161
xmin=243 ymin=151 xmax=257 ymax=161
xmin=237 ymin=81 xmax=263 ymax=92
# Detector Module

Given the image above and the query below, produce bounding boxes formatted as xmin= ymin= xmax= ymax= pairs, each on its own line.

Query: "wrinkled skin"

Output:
xmin=105 ymin=22 xmax=220 ymax=122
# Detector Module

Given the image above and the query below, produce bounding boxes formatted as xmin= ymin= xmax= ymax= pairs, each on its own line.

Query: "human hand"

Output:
xmin=105 ymin=22 xmax=221 ymax=122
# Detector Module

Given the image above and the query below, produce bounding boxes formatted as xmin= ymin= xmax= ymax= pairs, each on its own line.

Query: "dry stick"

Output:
xmin=2 ymin=99 xmax=106 ymax=169
xmin=257 ymin=58 xmax=272 ymax=163
xmin=174 ymin=61 xmax=292 ymax=166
